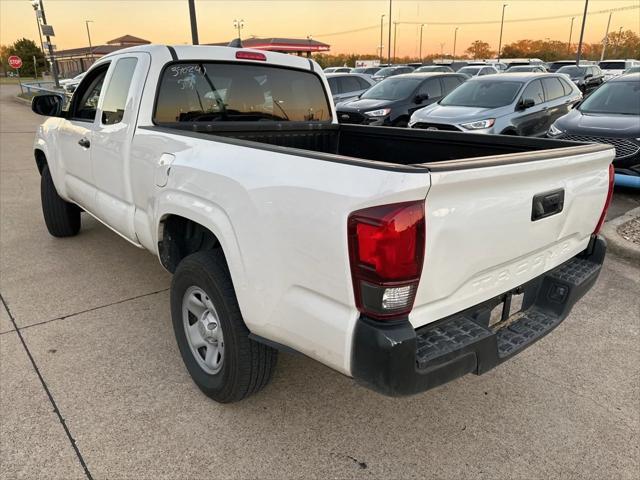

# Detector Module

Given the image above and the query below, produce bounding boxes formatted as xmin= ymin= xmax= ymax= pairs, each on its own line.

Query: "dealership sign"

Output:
xmin=8 ymin=55 xmax=22 ymax=69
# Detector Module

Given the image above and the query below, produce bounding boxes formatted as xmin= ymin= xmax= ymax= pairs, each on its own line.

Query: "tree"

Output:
xmin=465 ymin=40 xmax=494 ymax=59
xmin=8 ymin=38 xmax=46 ymax=77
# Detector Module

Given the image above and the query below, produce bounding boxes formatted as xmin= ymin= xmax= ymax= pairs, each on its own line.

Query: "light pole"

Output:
xmin=616 ymin=26 xmax=623 ymax=56
xmin=188 ymin=0 xmax=199 ymax=45
xmin=379 ymin=14 xmax=385 ymax=63
xmin=393 ymin=22 xmax=398 ymax=63
xmin=233 ymin=19 xmax=245 ymax=40
xmin=497 ymin=3 xmax=507 ymax=61
xmin=37 ymin=0 xmax=59 ymax=87
xmin=599 ymin=12 xmax=612 ymax=62
xmin=387 ymin=0 xmax=392 ymax=64
xmin=440 ymin=42 xmax=445 ymax=62
xmin=567 ymin=17 xmax=575 ymax=54
xmin=453 ymin=27 xmax=459 ymax=60
xmin=575 ymin=0 xmax=589 ymax=66
xmin=30 ymin=1 xmax=45 ymax=56
xmin=85 ymin=20 xmax=94 ymax=65
xmin=419 ymin=24 xmax=425 ymax=62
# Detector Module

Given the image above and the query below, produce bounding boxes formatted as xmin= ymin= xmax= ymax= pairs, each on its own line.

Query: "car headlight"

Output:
xmin=365 ymin=108 xmax=391 ymax=117
xmin=460 ymin=118 xmax=495 ymax=130
xmin=548 ymin=124 xmax=563 ymax=137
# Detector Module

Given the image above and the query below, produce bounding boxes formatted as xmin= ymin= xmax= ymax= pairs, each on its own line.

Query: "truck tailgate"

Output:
xmin=410 ymin=145 xmax=614 ymax=328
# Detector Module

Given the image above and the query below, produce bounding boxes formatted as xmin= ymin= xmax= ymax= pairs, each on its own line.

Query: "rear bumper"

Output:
xmin=351 ymin=236 xmax=606 ymax=397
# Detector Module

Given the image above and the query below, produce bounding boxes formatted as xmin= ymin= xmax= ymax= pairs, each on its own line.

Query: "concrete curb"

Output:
xmin=601 ymin=206 xmax=640 ymax=263
xmin=13 ymin=94 xmax=32 ymax=106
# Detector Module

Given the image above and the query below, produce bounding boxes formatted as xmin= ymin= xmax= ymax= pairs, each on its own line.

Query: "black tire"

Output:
xmin=500 ymin=128 xmax=518 ymax=136
xmin=40 ymin=165 xmax=81 ymax=237
xmin=170 ymin=250 xmax=277 ymax=403
xmin=393 ymin=118 xmax=409 ymax=128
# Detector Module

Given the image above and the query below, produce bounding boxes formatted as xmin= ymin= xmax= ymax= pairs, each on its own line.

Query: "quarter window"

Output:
xmin=101 ymin=57 xmax=138 ymax=125
xmin=542 ymin=77 xmax=566 ymax=101
xmin=420 ymin=79 xmax=442 ymax=98
xmin=441 ymin=76 xmax=463 ymax=93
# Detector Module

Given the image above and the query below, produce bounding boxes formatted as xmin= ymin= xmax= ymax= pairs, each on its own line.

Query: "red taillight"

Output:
xmin=593 ymin=163 xmax=615 ymax=235
xmin=348 ymin=201 xmax=425 ymax=320
xmin=235 ymin=50 xmax=267 ymax=61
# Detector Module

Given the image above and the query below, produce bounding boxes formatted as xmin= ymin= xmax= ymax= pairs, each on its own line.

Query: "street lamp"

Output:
xmin=453 ymin=27 xmax=459 ymax=60
xmin=567 ymin=17 xmax=575 ymax=54
xmin=393 ymin=22 xmax=398 ymax=63
xmin=85 ymin=20 xmax=94 ymax=64
xmin=233 ymin=19 xmax=245 ymax=40
xmin=599 ymin=12 xmax=612 ymax=62
xmin=497 ymin=3 xmax=508 ymax=61
xmin=440 ymin=42 xmax=445 ymax=62
xmin=387 ymin=0 xmax=392 ymax=65
xmin=419 ymin=24 xmax=425 ymax=63
xmin=379 ymin=14 xmax=385 ymax=62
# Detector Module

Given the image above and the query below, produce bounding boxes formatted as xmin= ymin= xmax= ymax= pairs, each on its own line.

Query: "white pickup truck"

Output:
xmin=31 ymin=45 xmax=614 ymax=403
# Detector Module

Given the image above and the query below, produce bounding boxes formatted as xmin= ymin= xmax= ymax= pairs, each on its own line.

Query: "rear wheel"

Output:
xmin=170 ymin=250 xmax=277 ymax=403
xmin=40 ymin=166 xmax=81 ymax=237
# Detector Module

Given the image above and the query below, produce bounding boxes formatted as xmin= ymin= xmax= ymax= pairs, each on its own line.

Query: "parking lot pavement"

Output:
xmin=1 ymin=83 xmax=639 ymax=479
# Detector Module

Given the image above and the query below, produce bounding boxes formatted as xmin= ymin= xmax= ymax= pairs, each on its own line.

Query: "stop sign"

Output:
xmin=8 ymin=55 xmax=22 ymax=69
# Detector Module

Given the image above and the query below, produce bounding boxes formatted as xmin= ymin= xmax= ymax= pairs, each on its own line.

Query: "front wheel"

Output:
xmin=40 ymin=166 xmax=81 ymax=237
xmin=170 ymin=250 xmax=277 ymax=403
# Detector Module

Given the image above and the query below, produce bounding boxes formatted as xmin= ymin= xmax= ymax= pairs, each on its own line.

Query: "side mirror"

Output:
xmin=32 ymin=94 xmax=64 ymax=117
xmin=517 ymin=98 xmax=535 ymax=110
xmin=414 ymin=93 xmax=428 ymax=104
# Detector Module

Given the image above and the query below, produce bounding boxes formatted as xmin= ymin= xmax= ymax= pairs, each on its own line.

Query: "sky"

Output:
xmin=1 ymin=0 xmax=639 ymax=57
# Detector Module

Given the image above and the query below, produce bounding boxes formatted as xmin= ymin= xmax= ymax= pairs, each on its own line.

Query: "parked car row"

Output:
xmin=330 ymin=67 xmax=638 ymax=176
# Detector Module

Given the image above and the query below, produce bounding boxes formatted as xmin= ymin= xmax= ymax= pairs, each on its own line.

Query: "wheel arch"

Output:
xmin=34 ymin=148 xmax=47 ymax=175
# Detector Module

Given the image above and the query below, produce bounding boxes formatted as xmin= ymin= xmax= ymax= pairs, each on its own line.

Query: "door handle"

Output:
xmin=78 ymin=138 xmax=90 ymax=148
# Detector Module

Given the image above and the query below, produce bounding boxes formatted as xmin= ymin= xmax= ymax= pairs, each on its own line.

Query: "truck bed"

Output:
xmin=146 ymin=122 xmax=609 ymax=171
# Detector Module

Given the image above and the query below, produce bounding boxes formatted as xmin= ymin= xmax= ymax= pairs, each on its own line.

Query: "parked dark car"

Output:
xmin=547 ymin=60 xmax=593 ymax=73
xmin=415 ymin=65 xmax=454 ymax=73
xmin=336 ymin=73 xmax=467 ymax=127
xmin=410 ymin=73 xmax=582 ymax=137
xmin=371 ymin=65 xmax=414 ymax=82
xmin=548 ymin=73 xmax=640 ymax=176
xmin=557 ymin=65 xmax=604 ymax=93
xmin=351 ymin=67 xmax=381 ymax=75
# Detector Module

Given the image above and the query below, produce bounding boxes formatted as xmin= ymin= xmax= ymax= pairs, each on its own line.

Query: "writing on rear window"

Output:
xmin=154 ymin=62 xmax=331 ymax=123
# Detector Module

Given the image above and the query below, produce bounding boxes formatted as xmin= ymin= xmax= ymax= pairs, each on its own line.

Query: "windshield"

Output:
xmin=458 ymin=66 xmax=482 ymax=75
xmin=416 ymin=66 xmax=439 ymax=72
xmin=625 ymin=66 xmax=640 ymax=73
xmin=549 ymin=62 xmax=574 ymax=70
xmin=440 ymin=80 xmax=523 ymax=108
xmin=352 ymin=68 xmax=366 ymax=73
xmin=508 ymin=66 xmax=534 ymax=72
xmin=360 ymin=77 xmax=421 ymax=100
xmin=374 ymin=67 xmax=398 ymax=77
xmin=578 ymin=80 xmax=640 ymax=115
xmin=558 ymin=66 xmax=586 ymax=76
xmin=599 ymin=61 xmax=626 ymax=70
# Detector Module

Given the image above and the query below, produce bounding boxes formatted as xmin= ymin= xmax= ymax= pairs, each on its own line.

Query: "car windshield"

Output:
xmin=416 ymin=66 xmax=439 ymax=72
xmin=352 ymin=68 xmax=366 ymax=73
xmin=440 ymin=80 xmax=523 ymax=108
xmin=578 ymin=80 xmax=640 ymax=115
xmin=558 ymin=66 xmax=586 ymax=76
xmin=360 ymin=77 xmax=422 ymax=100
xmin=625 ymin=66 xmax=640 ymax=74
xmin=599 ymin=61 xmax=626 ymax=70
xmin=458 ymin=66 xmax=482 ymax=75
xmin=550 ymin=62 xmax=573 ymax=70
xmin=508 ymin=66 xmax=534 ymax=72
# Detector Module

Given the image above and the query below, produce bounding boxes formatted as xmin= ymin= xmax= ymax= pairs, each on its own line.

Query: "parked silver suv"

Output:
xmin=409 ymin=73 xmax=581 ymax=137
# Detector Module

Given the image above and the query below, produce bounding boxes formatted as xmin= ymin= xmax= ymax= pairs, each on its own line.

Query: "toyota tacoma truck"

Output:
xmin=31 ymin=45 xmax=614 ymax=403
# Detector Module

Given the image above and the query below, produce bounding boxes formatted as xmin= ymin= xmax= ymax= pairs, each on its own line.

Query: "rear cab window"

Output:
xmin=154 ymin=62 xmax=332 ymax=124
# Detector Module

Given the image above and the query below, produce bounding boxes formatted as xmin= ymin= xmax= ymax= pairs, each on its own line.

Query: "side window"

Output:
xmin=559 ymin=77 xmax=574 ymax=95
xmin=441 ymin=76 xmax=463 ymax=93
xmin=420 ymin=78 xmax=442 ymax=98
xmin=356 ymin=77 xmax=371 ymax=90
xmin=70 ymin=64 xmax=109 ymax=121
xmin=521 ymin=80 xmax=545 ymax=105
xmin=542 ymin=77 xmax=565 ymax=101
xmin=340 ymin=76 xmax=362 ymax=93
xmin=327 ymin=77 xmax=340 ymax=93
xmin=101 ymin=57 xmax=138 ymax=125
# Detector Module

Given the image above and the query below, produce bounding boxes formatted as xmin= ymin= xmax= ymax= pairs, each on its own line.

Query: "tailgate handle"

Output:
xmin=531 ymin=189 xmax=565 ymax=221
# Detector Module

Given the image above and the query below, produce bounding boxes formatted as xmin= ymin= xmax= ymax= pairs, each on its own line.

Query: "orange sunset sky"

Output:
xmin=1 ymin=0 xmax=639 ymax=56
